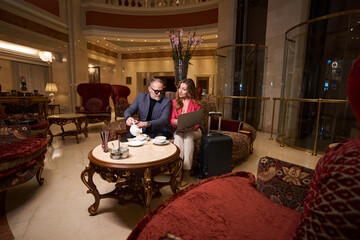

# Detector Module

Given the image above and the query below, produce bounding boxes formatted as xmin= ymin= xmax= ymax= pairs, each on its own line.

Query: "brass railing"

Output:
xmin=101 ymin=0 xmax=215 ymax=8
xmin=213 ymin=95 xmax=270 ymax=131
xmin=270 ymin=97 xmax=349 ymax=155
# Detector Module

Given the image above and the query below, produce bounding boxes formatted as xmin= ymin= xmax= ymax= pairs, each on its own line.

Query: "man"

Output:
xmin=124 ymin=78 xmax=173 ymax=139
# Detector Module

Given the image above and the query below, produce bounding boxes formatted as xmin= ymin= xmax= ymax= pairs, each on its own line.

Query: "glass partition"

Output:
xmin=278 ymin=10 xmax=360 ymax=154
xmin=215 ymin=44 xmax=267 ymax=130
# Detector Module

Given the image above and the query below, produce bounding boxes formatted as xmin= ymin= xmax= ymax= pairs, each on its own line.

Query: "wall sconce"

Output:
xmin=45 ymin=83 xmax=58 ymax=103
xmin=39 ymin=51 xmax=53 ymax=63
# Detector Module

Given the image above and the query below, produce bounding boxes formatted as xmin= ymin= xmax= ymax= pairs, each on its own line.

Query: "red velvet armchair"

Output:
xmin=76 ymin=83 xmax=112 ymax=125
xmin=111 ymin=84 xmax=130 ymax=121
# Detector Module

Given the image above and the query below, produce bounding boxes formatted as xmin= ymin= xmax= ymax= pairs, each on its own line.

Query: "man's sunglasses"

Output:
xmin=150 ymin=86 xmax=164 ymax=95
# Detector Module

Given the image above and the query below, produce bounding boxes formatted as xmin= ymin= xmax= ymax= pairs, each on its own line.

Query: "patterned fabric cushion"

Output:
xmin=294 ymin=138 xmax=360 ymax=239
xmin=0 ymin=125 xmax=31 ymax=145
xmin=102 ymin=120 xmax=127 ymax=141
xmin=86 ymin=98 xmax=103 ymax=111
xmin=257 ymin=156 xmax=314 ymax=212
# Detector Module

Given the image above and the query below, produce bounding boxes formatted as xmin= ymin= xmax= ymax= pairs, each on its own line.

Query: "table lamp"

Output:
xmin=45 ymin=83 xmax=58 ymax=104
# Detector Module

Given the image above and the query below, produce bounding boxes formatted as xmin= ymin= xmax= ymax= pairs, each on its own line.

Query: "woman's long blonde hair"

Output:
xmin=175 ymin=78 xmax=200 ymax=110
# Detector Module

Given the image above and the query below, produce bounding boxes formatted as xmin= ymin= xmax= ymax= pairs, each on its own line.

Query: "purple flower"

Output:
xmin=166 ymin=28 xmax=203 ymax=61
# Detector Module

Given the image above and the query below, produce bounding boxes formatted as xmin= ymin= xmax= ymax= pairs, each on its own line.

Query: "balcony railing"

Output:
xmin=214 ymin=95 xmax=270 ymax=132
xmin=93 ymin=0 xmax=214 ymax=8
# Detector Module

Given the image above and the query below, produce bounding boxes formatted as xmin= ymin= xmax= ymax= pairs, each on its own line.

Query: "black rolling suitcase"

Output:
xmin=199 ymin=111 xmax=232 ymax=179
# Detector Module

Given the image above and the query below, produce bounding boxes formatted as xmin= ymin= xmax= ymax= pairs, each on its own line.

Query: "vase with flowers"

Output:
xmin=166 ymin=28 xmax=203 ymax=85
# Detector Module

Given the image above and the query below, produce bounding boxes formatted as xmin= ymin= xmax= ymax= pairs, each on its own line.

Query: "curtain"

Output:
xmin=12 ymin=61 xmax=51 ymax=94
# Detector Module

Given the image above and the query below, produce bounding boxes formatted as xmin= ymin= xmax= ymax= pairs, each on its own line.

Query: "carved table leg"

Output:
xmin=170 ymin=158 xmax=183 ymax=193
xmin=48 ymin=129 xmax=54 ymax=145
xmin=36 ymin=158 xmax=45 ymax=185
xmin=60 ymin=123 xmax=65 ymax=140
xmin=74 ymin=119 xmax=80 ymax=144
xmin=83 ymin=119 xmax=88 ymax=137
xmin=142 ymin=168 xmax=152 ymax=213
xmin=81 ymin=164 xmax=100 ymax=215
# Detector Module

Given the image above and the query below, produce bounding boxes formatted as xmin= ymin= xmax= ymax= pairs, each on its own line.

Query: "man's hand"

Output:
xmin=126 ymin=117 xmax=136 ymax=126
xmin=136 ymin=121 xmax=150 ymax=128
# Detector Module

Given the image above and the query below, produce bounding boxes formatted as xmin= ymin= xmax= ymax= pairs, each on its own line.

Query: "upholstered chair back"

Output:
xmin=111 ymin=85 xmax=130 ymax=105
xmin=77 ymin=83 xmax=111 ymax=112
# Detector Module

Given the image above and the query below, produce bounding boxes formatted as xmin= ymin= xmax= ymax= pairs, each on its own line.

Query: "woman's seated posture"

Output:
xmin=170 ymin=79 xmax=202 ymax=186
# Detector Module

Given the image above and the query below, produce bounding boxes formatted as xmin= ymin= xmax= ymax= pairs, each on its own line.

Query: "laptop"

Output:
xmin=176 ymin=108 xmax=204 ymax=131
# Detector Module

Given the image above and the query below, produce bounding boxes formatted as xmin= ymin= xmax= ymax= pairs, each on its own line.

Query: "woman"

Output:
xmin=170 ymin=79 xmax=202 ymax=184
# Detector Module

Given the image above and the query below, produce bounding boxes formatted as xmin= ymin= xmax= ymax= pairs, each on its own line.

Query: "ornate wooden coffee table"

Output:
xmin=81 ymin=140 xmax=182 ymax=215
xmin=48 ymin=113 xmax=88 ymax=144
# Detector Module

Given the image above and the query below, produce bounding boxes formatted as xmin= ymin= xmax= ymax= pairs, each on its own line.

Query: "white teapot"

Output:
xmin=130 ymin=122 xmax=142 ymax=137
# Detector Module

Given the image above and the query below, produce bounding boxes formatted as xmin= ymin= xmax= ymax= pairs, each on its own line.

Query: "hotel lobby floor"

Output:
xmin=4 ymin=123 xmax=321 ymax=240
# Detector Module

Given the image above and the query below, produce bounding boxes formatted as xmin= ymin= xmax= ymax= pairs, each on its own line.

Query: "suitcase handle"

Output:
xmin=207 ymin=112 xmax=222 ymax=135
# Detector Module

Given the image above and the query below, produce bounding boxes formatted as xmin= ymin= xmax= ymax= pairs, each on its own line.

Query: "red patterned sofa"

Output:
xmin=0 ymin=124 xmax=48 ymax=191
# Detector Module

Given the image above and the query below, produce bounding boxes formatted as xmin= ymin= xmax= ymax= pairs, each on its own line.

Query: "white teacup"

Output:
xmin=130 ymin=124 xmax=142 ymax=137
xmin=136 ymin=134 xmax=148 ymax=141
xmin=154 ymin=136 xmax=166 ymax=143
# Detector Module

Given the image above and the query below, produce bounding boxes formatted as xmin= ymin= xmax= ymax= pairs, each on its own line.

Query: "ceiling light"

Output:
xmin=103 ymin=37 xmax=106 ymax=40
xmin=39 ymin=51 xmax=53 ymax=63
xmin=97 ymin=40 xmax=99 ymax=42
xmin=0 ymin=40 xmax=38 ymax=55
xmin=144 ymin=40 xmax=147 ymax=42
xmin=117 ymin=38 xmax=120 ymax=41
xmin=158 ymin=40 xmax=160 ymax=42
xmin=131 ymin=39 xmax=133 ymax=42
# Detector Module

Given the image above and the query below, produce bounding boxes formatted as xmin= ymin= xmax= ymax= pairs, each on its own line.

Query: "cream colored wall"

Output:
xmin=120 ymin=56 xmax=216 ymax=103
xmin=0 ymin=59 xmax=14 ymax=91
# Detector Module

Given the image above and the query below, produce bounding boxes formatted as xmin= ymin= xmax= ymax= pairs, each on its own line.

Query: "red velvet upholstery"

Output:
xmin=111 ymin=85 xmax=130 ymax=120
xmin=128 ymin=171 xmax=301 ymax=240
xmin=77 ymin=83 xmax=111 ymax=112
xmin=76 ymin=83 xmax=112 ymax=124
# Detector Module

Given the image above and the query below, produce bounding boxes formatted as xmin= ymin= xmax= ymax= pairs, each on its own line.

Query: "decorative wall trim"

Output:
xmin=0 ymin=9 xmax=68 ymax=42
xmin=121 ymin=50 xmax=214 ymax=59
xmin=85 ymin=8 xmax=218 ymax=29
xmin=25 ymin=0 xmax=60 ymax=17
xmin=87 ymin=42 xmax=118 ymax=59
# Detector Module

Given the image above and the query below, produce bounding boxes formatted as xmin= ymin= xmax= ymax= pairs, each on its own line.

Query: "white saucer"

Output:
xmin=128 ymin=141 xmax=145 ymax=147
xmin=152 ymin=140 xmax=170 ymax=146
